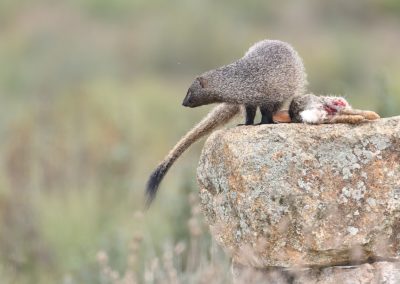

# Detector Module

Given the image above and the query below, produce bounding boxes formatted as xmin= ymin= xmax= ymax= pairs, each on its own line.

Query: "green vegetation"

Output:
xmin=0 ymin=0 xmax=399 ymax=283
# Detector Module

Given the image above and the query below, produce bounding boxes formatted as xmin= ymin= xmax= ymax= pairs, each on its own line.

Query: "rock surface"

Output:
xmin=232 ymin=261 xmax=400 ymax=284
xmin=197 ymin=116 xmax=400 ymax=268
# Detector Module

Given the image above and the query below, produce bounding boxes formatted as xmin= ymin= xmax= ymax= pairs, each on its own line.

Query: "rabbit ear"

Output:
xmin=273 ymin=110 xmax=292 ymax=123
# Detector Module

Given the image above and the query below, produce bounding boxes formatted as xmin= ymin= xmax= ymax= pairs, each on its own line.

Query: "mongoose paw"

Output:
xmin=236 ymin=123 xmax=256 ymax=127
xmin=256 ymin=121 xmax=276 ymax=125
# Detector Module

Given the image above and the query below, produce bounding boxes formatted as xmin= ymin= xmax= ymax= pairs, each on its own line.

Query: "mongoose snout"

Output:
xmin=182 ymin=90 xmax=192 ymax=107
xmin=182 ymin=77 xmax=213 ymax=108
xmin=182 ymin=89 xmax=199 ymax=108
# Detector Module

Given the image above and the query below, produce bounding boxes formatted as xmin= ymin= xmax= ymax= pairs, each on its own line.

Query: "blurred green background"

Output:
xmin=0 ymin=0 xmax=399 ymax=283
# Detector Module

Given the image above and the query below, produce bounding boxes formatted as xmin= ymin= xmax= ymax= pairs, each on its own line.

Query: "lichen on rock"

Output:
xmin=197 ymin=116 xmax=400 ymax=268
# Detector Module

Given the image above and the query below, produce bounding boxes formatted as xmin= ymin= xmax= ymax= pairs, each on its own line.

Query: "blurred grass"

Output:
xmin=0 ymin=0 xmax=399 ymax=283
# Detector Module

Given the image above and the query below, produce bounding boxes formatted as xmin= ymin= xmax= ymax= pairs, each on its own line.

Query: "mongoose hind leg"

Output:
xmin=259 ymin=106 xmax=274 ymax=124
xmin=245 ymin=105 xmax=257 ymax=125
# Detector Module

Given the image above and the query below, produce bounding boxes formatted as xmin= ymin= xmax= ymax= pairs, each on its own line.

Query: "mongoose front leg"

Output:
xmin=245 ymin=105 xmax=257 ymax=125
xmin=260 ymin=106 xmax=274 ymax=124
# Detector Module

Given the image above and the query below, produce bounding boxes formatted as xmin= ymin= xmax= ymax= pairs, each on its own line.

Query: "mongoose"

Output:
xmin=286 ymin=94 xmax=380 ymax=124
xmin=182 ymin=39 xmax=307 ymax=124
xmin=146 ymin=40 xmax=308 ymax=206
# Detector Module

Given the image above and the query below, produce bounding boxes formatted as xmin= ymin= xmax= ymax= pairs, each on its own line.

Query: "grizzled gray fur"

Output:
xmin=182 ymin=40 xmax=307 ymax=124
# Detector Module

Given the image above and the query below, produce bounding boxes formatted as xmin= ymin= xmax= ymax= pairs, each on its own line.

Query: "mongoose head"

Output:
xmin=182 ymin=77 xmax=222 ymax=108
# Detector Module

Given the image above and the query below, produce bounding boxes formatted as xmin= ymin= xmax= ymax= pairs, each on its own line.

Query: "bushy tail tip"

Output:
xmin=145 ymin=163 xmax=168 ymax=208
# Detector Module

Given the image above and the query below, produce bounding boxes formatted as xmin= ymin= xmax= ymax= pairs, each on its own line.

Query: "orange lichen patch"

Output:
xmin=318 ymin=171 xmax=347 ymax=199
xmin=366 ymin=160 xmax=386 ymax=181
xmin=272 ymin=151 xmax=285 ymax=161
xmin=302 ymin=159 xmax=316 ymax=167
xmin=259 ymin=165 xmax=269 ymax=175
xmin=300 ymin=169 xmax=322 ymax=184
xmin=228 ymin=173 xmax=246 ymax=193
xmin=362 ymin=160 xmax=392 ymax=198
xmin=285 ymin=247 xmax=307 ymax=266
xmin=210 ymin=221 xmax=237 ymax=252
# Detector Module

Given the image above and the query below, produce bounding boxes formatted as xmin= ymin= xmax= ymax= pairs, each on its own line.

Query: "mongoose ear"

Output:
xmin=198 ymin=77 xmax=208 ymax=88
xmin=273 ymin=110 xmax=292 ymax=123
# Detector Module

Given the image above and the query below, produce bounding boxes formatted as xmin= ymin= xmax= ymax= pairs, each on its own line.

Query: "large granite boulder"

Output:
xmin=231 ymin=261 xmax=400 ymax=284
xmin=197 ymin=117 xmax=400 ymax=270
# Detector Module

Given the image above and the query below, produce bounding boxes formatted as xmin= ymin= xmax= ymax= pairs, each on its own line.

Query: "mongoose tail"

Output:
xmin=145 ymin=103 xmax=241 ymax=207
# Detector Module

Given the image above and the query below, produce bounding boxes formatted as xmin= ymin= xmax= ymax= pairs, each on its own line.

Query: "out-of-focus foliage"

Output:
xmin=0 ymin=0 xmax=399 ymax=283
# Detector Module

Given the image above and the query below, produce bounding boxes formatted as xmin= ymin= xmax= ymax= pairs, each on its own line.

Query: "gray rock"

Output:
xmin=197 ymin=116 xmax=400 ymax=268
xmin=232 ymin=261 xmax=400 ymax=284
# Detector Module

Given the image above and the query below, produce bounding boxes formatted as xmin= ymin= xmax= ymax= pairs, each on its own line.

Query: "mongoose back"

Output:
xmin=146 ymin=40 xmax=308 ymax=206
